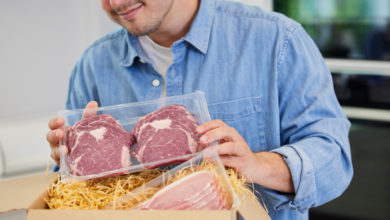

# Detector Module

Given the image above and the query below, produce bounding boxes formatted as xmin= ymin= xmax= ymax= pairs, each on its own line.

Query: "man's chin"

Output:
xmin=128 ymin=29 xmax=150 ymax=36
xmin=124 ymin=23 xmax=160 ymax=36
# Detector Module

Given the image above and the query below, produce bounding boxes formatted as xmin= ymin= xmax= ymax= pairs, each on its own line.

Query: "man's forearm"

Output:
xmin=252 ymin=152 xmax=294 ymax=193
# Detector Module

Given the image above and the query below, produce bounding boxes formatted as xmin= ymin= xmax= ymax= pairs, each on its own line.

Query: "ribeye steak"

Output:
xmin=66 ymin=114 xmax=132 ymax=176
xmin=131 ymin=105 xmax=200 ymax=165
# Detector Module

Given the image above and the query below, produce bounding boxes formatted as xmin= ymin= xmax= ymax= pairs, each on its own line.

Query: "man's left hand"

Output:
xmin=197 ymin=119 xmax=294 ymax=193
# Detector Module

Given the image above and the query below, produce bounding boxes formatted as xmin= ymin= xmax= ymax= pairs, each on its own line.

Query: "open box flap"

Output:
xmin=238 ymin=190 xmax=271 ymax=220
xmin=27 ymin=210 xmax=234 ymax=220
xmin=0 ymin=173 xmax=57 ymax=213
xmin=28 ymin=192 xmax=268 ymax=220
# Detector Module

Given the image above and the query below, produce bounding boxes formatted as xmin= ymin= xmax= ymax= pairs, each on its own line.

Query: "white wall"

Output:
xmin=0 ymin=0 xmax=118 ymax=119
xmin=0 ymin=0 xmax=118 ymax=178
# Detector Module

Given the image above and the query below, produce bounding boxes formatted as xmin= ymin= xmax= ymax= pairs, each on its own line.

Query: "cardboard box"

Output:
xmin=0 ymin=173 xmax=270 ymax=220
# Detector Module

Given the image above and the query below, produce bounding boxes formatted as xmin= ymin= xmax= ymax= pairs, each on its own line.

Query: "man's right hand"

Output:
xmin=47 ymin=117 xmax=65 ymax=166
xmin=47 ymin=101 xmax=98 ymax=166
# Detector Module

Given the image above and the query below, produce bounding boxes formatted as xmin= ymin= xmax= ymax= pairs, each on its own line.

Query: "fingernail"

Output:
xmin=200 ymin=135 xmax=208 ymax=143
xmin=197 ymin=126 xmax=204 ymax=133
xmin=60 ymin=145 xmax=68 ymax=154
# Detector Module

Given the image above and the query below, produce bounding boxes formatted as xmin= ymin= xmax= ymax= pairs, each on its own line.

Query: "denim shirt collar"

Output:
xmin=119 ymin=32 xmax=140 ymax=67
xmin=120 ymin=0 xmax=216 ymax=66
xmin=183 ymin=0 xmax=216 ymax=54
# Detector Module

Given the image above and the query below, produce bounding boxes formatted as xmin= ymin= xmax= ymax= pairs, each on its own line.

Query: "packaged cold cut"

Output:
xmin=106 ymin=151 xmax=240 ymax=211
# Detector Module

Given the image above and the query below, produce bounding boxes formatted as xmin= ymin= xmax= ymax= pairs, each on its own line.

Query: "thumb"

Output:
xmin=82 ymin=101 xmax=98 ymax=119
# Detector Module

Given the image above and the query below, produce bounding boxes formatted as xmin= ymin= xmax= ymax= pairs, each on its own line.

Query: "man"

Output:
xmin=47 ymin=0 xmax=353 ymax=219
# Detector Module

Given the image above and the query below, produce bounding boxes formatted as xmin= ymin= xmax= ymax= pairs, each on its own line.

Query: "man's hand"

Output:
xmin=47 ymin=101 xmax=98 ymax=166
xmin=197 ymin=119 xmax=261 ymax=181
xmin=197 ymin=119 xmax=294 ymax=193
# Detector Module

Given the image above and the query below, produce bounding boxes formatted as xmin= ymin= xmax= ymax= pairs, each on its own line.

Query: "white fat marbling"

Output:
xmin=89 ymin=127 xmax=107 ymax=141
xmin=149 ymin=119 xmax=172 ymax=130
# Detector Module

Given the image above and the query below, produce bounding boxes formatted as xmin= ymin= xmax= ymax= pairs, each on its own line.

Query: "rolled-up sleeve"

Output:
xmin=266 ymin=25 xmax=353 ymax=212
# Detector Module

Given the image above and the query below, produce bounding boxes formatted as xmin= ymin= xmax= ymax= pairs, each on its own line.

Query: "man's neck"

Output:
xmin=148 ymin=0 xmax=200 ymax=47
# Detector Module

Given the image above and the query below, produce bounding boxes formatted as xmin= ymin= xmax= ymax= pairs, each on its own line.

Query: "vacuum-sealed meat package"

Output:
xmin=58 ymin=91 xmax=213 ymax=182
xmin=106 ymin=151 xmax=240 ymax=211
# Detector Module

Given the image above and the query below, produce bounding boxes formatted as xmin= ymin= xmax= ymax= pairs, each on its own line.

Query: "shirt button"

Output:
xmin=139 ymin=58 xmax=146 ymax=63
xmin=152 ymin=79 xmax=160 ymax=87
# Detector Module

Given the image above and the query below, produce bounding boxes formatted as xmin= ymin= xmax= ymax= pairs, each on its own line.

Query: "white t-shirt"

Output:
xmin=138 ymin=36 xmax=173 ymax=97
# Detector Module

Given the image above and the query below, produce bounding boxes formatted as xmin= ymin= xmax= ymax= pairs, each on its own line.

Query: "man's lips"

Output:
xmin=119 ymin=3 xmax=143 ymax=21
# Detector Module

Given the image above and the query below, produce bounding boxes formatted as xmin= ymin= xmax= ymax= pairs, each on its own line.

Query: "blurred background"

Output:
xmin=0 ymin=0 xmax=389 ymax=219
xmin=273 ymin=1 xmax=390 ymax=219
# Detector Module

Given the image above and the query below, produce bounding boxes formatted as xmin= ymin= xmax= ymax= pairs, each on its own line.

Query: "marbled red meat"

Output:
xmin=66 ymin=114 xmax=132 ymax=176
xmin=131 ymin=105 xmax=200 ymax=165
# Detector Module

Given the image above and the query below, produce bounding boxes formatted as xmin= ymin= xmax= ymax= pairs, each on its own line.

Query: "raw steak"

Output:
xmin=131 ymin=105 xmax=200 ymax=165
xmin=66 ymin=114 xmax=133 ymax=176
xmin=136 ymin=171 xmax=229 ymax=210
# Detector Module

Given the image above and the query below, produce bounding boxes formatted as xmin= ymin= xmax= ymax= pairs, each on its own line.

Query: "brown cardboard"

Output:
xmin=0 ymin=173 xmax=270 ymax=220
xmin=27 ymin=210 xmax=234 ymax=220
xmin=237 ymin=191 xmax=271 ymax=220
xmin=0 ymin=173 xmax=56 ymax=213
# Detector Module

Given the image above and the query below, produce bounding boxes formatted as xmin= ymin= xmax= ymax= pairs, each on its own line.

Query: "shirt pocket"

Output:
xmin=208 ymin=97 xmax=266 ymax=152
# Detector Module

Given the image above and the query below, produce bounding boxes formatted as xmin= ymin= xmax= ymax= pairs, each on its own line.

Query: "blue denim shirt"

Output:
xmin=66 ymin=0 xmax=353 ymax=219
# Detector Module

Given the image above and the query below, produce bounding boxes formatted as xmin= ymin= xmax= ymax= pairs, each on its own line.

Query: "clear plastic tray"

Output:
xmin=107 ymin=150 xmax=240 ymax=211
xmin=58 ymin=91 xmax=212 ymax=182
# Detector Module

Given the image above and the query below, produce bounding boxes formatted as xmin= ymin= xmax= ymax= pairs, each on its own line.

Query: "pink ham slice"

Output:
xmin=131 ymin=105 xmax=200 ymax=166
xmin=136 ymin=171 xmax=229 ymax=210
xmin=66 ymin=114 xmax=133 ymax=176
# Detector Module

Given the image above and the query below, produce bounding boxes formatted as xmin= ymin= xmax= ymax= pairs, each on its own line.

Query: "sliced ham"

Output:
xmin=136 ymin=171 xmax=229 ymax=210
